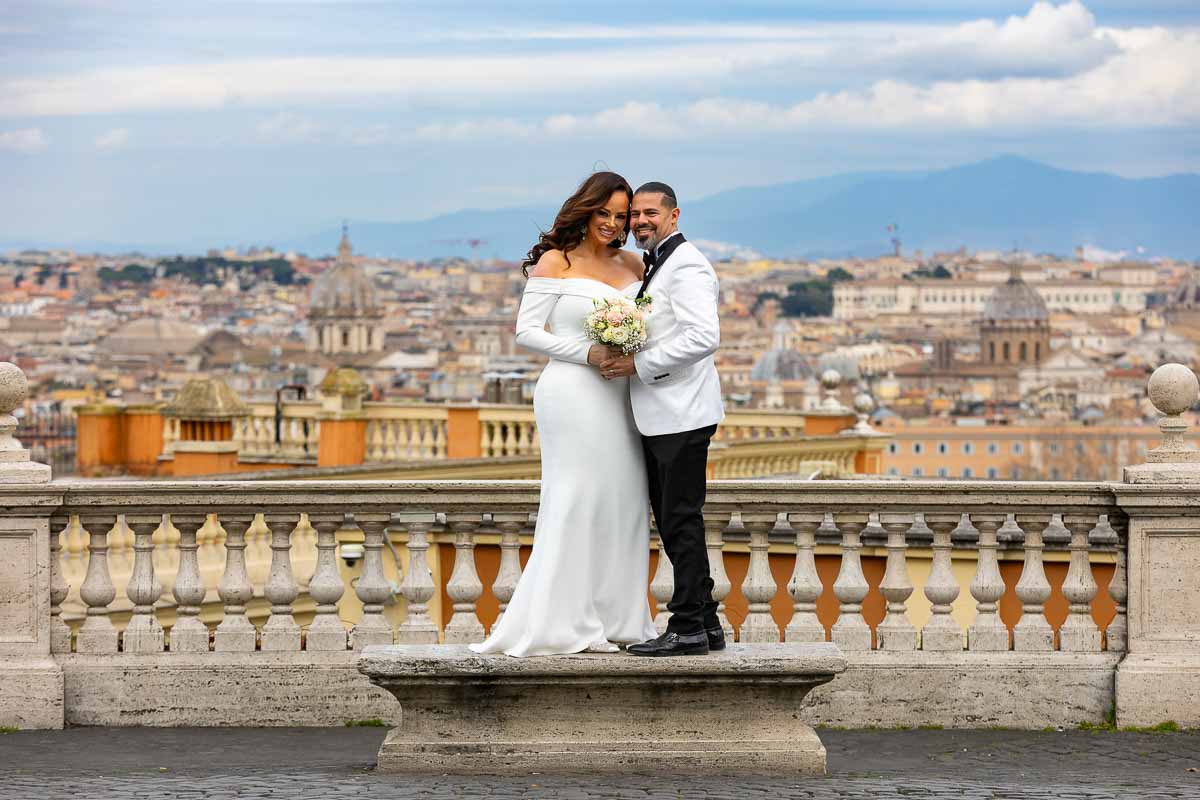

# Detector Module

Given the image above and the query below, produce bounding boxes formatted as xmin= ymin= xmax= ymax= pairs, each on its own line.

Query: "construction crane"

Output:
xmin=434 ymin=238 xmax=489 ymax=261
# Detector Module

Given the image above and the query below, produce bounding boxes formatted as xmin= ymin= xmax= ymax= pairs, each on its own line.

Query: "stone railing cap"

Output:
xmin=359 ymin=643 xmax=846 ymax=679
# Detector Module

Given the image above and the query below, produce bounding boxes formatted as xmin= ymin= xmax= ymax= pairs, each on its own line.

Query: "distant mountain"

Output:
xmin=11 ymin=157 xmax=1195 ymax=260
xmin=281 ymin=157 xmax=1200 ymax=261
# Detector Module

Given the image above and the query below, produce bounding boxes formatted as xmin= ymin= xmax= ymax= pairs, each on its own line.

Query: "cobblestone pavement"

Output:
xmin=1 ymin=727 xmax=1198 ymax=799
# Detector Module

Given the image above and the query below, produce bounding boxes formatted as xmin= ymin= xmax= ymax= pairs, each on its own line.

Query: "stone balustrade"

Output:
xmin=6 ymin=362 xmax=1200 ymax=735
xmin=26 ymin=479 xmax=1128 ymax=656
xmin=209 ymin=403 xmax=831 ymax=463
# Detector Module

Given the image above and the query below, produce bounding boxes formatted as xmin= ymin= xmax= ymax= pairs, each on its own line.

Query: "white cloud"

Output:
xmin=0 ymin=127 xmax=47 ymax=154
xmin=429 ymin=23 xmax=1200 ymax=139
xmin=0 ymin=4 xmax=1129 ymax=119
xmin=254 ymin=111 xmax=321 ymax=143
xmin=872 ymin=1 xmax=1120 ymax=80
xmin=94 ymin=127 xmax=130 ymax=150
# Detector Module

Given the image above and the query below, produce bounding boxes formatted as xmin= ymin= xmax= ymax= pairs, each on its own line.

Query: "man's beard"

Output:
xmin=634 ymin=226 xmax=660 ymax=252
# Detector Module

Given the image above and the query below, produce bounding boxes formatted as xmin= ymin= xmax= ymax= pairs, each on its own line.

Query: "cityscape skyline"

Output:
xmin=2 ymin=1 xmax=1199 ymax=249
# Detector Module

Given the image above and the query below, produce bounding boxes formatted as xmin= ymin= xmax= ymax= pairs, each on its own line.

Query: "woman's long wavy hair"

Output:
xmin=521 ymin=171 xmax=632 ymax=277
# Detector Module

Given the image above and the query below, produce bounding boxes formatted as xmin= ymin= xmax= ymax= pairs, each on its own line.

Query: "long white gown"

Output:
xmin=469 ymin=277 xmax=657 ymax=657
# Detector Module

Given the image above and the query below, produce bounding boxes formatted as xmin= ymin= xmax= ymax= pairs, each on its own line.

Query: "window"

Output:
xmin=1003 ymin=342 xmax=1010 ymax=362
xmin=1099 ymin=442 xmax=1110 ymax=454
xmin=887 ymin=467 xmax=900 ymax=476
xmin=888 ymin=443 xmax=899 ymax=454
xmin=962 ymin=442 xmax=974 ymax=455
xmin=913 ymin=442 xmax=924 ymax=454
xmin=342 ymin=329 xmax=350 ymax=347
xmin=912 ymin=467 xmax=924 ymax=477
xmin=989 ymin=342 xmax=996 ymax=362
xmin=962 ymin=467 xmax=973 ymax=478
xmin=987 ymin=442 xmax=999 ymax=455
xmin=987 ymin=467 xmax=998 ymax=479
xmin=1050 ymin=467 xmax=1062 ymax=480
xmin=937 ymin=467 xmax=949 ymax=477
xmin=1010 ymin=467 xmax=1022 ymax=479
xmin=1035 ymin=342 xmax=1041 ymax=361
xmin=1048 ymin=443 xmax=1061 ymax=455
xmin=1073 ymin=467 xmax=1084 ymax=480
xmin=1012 ymin=442 xmax=1024 ymax=455
xmin=937 ymin=442 xmax=948 ymax=454
xmin=1075 ymin=442 xmax=1086 ymax=456
xmin=1019 ymin=341 xmax=1027 ymax=362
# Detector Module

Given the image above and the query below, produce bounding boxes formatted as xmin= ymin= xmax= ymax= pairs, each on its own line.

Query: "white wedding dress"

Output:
xmin=469 ymin=277 xmax=657 ymax=657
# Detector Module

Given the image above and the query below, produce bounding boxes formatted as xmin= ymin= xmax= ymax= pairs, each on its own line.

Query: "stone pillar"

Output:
xmin=0 ymin=362 xmax=64 ymax=729
xmin=1116 ymin=364 xmax=1200 ymax=727
xmin=316 ymin=368 xmax=368 ymax=467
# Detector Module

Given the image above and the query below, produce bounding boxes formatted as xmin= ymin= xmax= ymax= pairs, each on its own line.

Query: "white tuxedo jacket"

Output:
xmin=630 ymin=235 xmax=725 ymax=436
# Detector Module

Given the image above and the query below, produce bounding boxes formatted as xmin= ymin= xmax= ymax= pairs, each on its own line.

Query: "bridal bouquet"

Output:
xmin=583 ymin=295 xmax=652 ymax=355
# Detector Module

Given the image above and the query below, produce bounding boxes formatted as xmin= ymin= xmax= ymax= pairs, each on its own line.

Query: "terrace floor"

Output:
xmin=1 ymin=726 xmax=1198 ymax=799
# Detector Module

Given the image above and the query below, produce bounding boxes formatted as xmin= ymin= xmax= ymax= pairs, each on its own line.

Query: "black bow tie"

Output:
xmin=642 ymin=250 xmax=656 ymax=271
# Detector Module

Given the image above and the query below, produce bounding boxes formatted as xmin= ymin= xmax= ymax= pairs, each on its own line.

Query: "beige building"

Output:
xmin=880 ymin=420 xmax=1160 ymax=481
xmin=834 ymin=277 xmax=1149 ymax=321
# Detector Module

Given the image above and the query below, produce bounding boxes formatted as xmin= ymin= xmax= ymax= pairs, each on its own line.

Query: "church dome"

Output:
xmin=309 ymin=227 xmax=380 ymax=318
xmin=751 ymin=349 xmax=814 ymax=382
xmin=983 ymin=265 xmax=1048 ymax=322
xmin=101 ymin=317 xmax=205 ymax=356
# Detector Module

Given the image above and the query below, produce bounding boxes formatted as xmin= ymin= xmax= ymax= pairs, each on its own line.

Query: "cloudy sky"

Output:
xmin=1 ymin=0 xmax=1198 ymax=250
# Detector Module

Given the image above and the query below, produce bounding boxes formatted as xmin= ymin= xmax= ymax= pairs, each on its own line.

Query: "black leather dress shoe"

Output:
xmin=706 ymin=626 xmax=726 ymax=651
xmin=626 ymin=630 xmax=710 ymax=657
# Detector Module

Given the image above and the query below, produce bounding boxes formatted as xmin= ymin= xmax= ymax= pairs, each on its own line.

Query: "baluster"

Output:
xmin=1107 ymin=515 xmax=1128 ymax=651
xmin=367 ymin=421 xmax=383 ymax=461
xmin=704 ymin=510 xmax=735 ymax=638
xmin=784 ymin=512 xmax=825 ymax=642
xmin=214 ymin=514 xmax=257 ymax=651
xmin=49 ymin=515 xmax=71 ymax=653
xmin=76 ymin=514 xmax=119 ymax=654
xmin=424 ymin=419 xmax=439 ymax=455
xmin=443 ymin=513 xmax=485 ymax=644
xmin=491 ymin=513 xmax=527 ymax=628
xmin=967 ymin=513 xmax=1009 ymax=651
xmin=260 ymin=513 xmax=301 ymax=651
xmin=877 ymin=513 xmax=917 ymax=650
xmin=170 ymin=515 xmax=210 ymax=652
xmin=489 ymin=423 xmax=504 ymax=458
xmin=352 ymin=513 xmax=395 ymax=649
xmin=400 ymin=420 xmax=416 ymax=460
xmin=124 ymin=514 xmax=165 ymax=653
xmin=1060 ymin=513 xmax=1102 ymax=652
xmin=921 ymin=514 xmax=963 ymax=650
xmin=1013 ymin=514 xmax=1055 ymax=651
xmin=479 ymin=421 xmax=492 ymax=458
xmin=307 ymin=513 xmax=348 ymax=650
xmin=831 ymin=512 xmax=871 ymax=650
xmin=650 ymin=528 xmax=674 ymax=635
xmin=396 ymin=512 xmax=439 ymax=643
xmin=432 ymin=419 xmax=446 ymax=458
xmin=739 ymin=513 xmax=779 ymax=642
xmin=306 ymin=419 xmax=320 ymax=456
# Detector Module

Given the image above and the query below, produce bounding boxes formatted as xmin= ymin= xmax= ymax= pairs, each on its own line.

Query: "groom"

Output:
xmin=600 ymin=182 xmax=726 ymax=656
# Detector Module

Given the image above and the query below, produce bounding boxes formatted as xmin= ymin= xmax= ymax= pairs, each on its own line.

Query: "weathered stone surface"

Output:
xmin=360 ymin=643 xmax=844 ymax=775
xmin=1116 ymin=653 xmax=1200 ymax=728
xmin=60 ymin=652 xmax=399 ymax=727
xmin=0 ymin=657 xmax=62 ymax=729
xmin=801 ymin=651 xmax=1121 ymax=729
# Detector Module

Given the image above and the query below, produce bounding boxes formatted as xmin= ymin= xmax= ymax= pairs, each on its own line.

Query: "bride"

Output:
xmin=470 ymin=171 xmax=657 ymax=657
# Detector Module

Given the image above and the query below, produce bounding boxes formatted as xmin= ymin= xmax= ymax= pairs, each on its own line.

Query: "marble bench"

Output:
xmin=357 ymin=642 xmax=846 ymax=775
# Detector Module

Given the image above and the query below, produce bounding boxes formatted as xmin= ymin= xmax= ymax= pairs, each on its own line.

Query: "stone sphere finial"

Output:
xmin=0 ymin=362 xmax=30 ymax=417
xmin=820 ymin=369 xmax=841 ymax=390
xmin=1147 ymin=363 xmax=1199 ymax=417
xmin=853 ymin=392 xmax=875 ymax=416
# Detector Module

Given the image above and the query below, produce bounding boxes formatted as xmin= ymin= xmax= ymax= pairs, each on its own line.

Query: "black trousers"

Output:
xmin=642 ymin=423 xmax=719 ymax=635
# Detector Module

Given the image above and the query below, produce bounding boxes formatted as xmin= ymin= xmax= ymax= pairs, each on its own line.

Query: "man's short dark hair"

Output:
xmin=634 ymin=181 xmax=677 ymax=210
